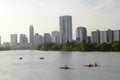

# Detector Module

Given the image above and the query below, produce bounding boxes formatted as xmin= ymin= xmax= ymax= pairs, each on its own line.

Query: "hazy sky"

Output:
xmin=0 ymin=0 xmax=120 ymax=42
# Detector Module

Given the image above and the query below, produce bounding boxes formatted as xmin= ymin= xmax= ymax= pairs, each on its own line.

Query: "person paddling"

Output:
xmin=94 ymin=62 xmax=98 ymax=67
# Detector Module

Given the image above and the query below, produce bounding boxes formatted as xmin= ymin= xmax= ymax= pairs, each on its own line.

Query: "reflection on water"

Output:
xmin=0 ymin=50 xmax=120 ymax=80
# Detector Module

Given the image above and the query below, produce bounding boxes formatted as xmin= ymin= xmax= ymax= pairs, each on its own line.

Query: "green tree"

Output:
xmin=98 ymin=42 xmax=111 ymax=51
xmin=111 ymin=41 xmax=120 ymax=51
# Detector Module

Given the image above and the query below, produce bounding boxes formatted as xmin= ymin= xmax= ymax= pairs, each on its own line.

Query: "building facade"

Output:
xmin=59 ymin=15 xmax=72 ymax=44
xmin=113 ymin=30 xmax=120 ymax=42
xmin=44 ymin=33 xmax=51 ymax=44
xmin=100 ymin=31 xmax=108 ymax=44
xmin=51 ymin=31 xmax=60 ymax=44
xmin=34 ymin=33 xmax=43 ymax=47
xmin=3 ymin=42 xmax=10 ymax=48
xmin=91 ymin=30 xmax=100 ymax=44
xmin=29 ymin=25 xmax=34 ymax=46
xmin=86 ymin=36 xmax=91 ymax=43
xmin=76 ymin=27 xmax=87 ymax=42
xmin=0 ymin=36 xmax=1 ymax=46
xmin=20 ymin=34 xmax=28 ymax=48
xmin=10 ymin=34 xmax=17 ymax=48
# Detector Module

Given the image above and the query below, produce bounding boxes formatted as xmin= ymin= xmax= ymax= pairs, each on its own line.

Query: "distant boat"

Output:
xmin=39 ymin=57 xmax=45 ymax=59
xmin=19 ymin=57 xmax=23 ymax=60
xmin=59 ymin=65 xmax=70 ymax=69
xmin=83 ymin=63 xmax=99 ymax=67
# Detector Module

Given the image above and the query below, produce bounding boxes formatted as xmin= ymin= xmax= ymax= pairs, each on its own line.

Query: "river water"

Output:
xmin=0 ymin=50 xmax=120 ymax=80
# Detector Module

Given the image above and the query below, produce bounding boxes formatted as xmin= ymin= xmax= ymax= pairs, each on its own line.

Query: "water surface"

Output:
xmin=0 ymin=50 xmax=120 ymax=80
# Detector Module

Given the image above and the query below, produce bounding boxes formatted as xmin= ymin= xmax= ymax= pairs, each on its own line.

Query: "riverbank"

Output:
xmin=38 ymin=41 xmax=120 ymax=52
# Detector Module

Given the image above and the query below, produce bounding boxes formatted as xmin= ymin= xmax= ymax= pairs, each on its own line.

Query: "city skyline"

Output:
xmin=0 ymin=22 xmax=120 ymax=44
xmin=0 ymin=25 xmax=120 ymax=49
xmin=0 ymin=0 xmax=120 ymax=42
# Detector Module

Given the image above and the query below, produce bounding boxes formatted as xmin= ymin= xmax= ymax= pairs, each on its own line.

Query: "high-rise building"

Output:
xmin=59 ymin=15 xmax=72 ymax=44
xmin=91 ymin=30 xmax=100 ymax=44
xmin=107 ymin=29 xmax=113 ymax=43
xmin=10 ymin=34 xmax=17 ymax=48
xmin=86 ymin=36 xmax=91 ymax=43
xmin=100 ymin=31 xmax=108 ymax=44
xmin=76 ymin=27 xmax=87 ymax=42
xmin=0 ymin=36 xmax=2 ymax=47
xmin=20 ymin=34 xmax=28 ymax=48
xmin=44 ymin=33 xmax=51 ymax=44
xmin=3 ymin=42 xmax=10 ymax=48
xmin=51 ymin=31 xmax=60 ymax=44
xmin=113 ymin=30 xmax=120 ymax=42
xmin=0 ymin=36 xmax=1 ymax=45
xmin=29 ymin=25 xmax=34 ymax=46
xmin=34 ymin=33 xmax=43 ymax=47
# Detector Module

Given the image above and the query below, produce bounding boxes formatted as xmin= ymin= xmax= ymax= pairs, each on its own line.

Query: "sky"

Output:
xmin=0 ymin=0 xmax=120 ymax=43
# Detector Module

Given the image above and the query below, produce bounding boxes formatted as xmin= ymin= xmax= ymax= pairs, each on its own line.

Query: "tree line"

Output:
xmin=37 ymin=41 xmax=120 ymax=52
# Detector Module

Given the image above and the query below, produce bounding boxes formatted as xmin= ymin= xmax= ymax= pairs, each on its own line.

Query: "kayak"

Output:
xmin=40 ymin=57 xmax=45 ymax=59
xmin=59 ymin=66 xmax=70 ymax=69
xmin=83 ymin=64 xmax=99 ymax=67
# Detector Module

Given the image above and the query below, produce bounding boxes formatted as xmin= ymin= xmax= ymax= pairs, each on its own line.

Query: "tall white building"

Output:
xmin=91 ymin=30 xmax=100 ymax=44
xmin=51 ymin=31 xmax=60 ymax=44
xmin=76 ymin=27 xmax=87 ymax=42
xmin=44 ymin=33 xmax=51 ymax=44
xmin=100 ymin=31 xmax=108 ymax=44
xmin=107 ymin=29 xmax=113 ymax=43
xmin=29 ymin=25 xmax=34 ymax=46
xmin=3 ymin=42 xmax=10 ymax=48
xmin=59 ymin=15 xmax=72 ymax=44
xmin=0 ymin=36 xmax=1 ymax=45
xmin=10 ymin=34 xmax=17 ymax=48
xmin=113 ymin=30 xmax=120 ymax=42
xmin=34 ymin=33 xmax=43 ymax=47
xmin=20 ymin=34 xmax=28 ymax=48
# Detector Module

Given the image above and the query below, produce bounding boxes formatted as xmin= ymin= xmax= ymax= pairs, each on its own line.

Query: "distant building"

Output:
xmin=113 ymin=30 xmax=120 ymax=42
xmin=51 ymin=31 xmax=60 ymax=44
xmin=20 ymin=34 xmax=28 ymax=48
xmin=34 ymin=33 xmax=43 ymax=47
xmin=29 ymin=25 xmax=34 ymax=46
xmin=91 ymin=30 xmax=100 ymax=44
xmin=100 ymin=31 xmax=108 ymax=44
xmin=10 ymin=34 xmax=17 ymax=48
xmin=76 ymin=27 xmax=87 ymax=42
xmin=3 ymin=42 xmax=10 ymax=48
xmin=59 ymin=15 xmax=72 ymax=44
xmin=107 ymin=29 xmax=113 ymax=43
xmin=41 ymin=36 xmax=44 ymax=44
xmin=86 ymin=36 xmax=91 ymax=43
xmin=44 ymin=33 xmax=51 ymax=44
xmin=0 ymin=36 xmax=1 ymax=46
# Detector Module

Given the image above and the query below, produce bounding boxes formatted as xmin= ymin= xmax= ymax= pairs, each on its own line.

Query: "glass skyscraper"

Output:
xmin=29 ymin=25 xmax=34 ymax=46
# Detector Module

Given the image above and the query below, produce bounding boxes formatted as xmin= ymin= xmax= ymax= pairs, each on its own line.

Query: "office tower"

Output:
xmin=107 ymin=29 xmax=113 ymax=43
xmin=76 ymin=27 xmax=87 ymax=42
xmin=20 ymin=34 xmax=28 ymax=47
xmin=100 ymin=31 xmax=108 ymax=44
xmin=29 ymin=25 xmax=34 ymax=46
xmin=86 ymin=36 xmax=91 ymax=43
xmin=91 ymin=30 xmax=100 ymax=44
xmin=59 ymin=15 xmax=72 ymax=44
xmin=44 ymin=33 xmax=51 ymax=44
xmin=113 ymin=30 xmax=120 ymax=42
xmin=42 ymin=36 xmax=44 ymax=44
xmin=0 ymin=36 xmax=1 ymax=45
xmin=0 ymin=36 xmax=2 ymax=47
xmin=10 ymin=34 xmax=17 ymax=47
xmin=3 ymin=42 xmax=10 ymax=48
xmin=51 ymin=31 xmax=60 ymax=44
xmin=34 ymin=33 xmax=43 ymax=47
